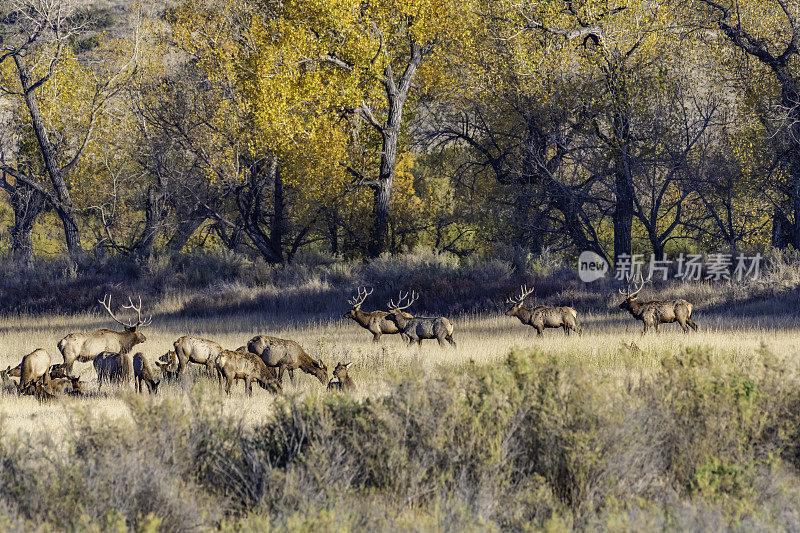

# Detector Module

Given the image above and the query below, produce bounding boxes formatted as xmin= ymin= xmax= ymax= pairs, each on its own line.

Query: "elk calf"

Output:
xmin=133 ymin=352 xmax=160 ymax=394
xmin=93 ymin=351 xmax=134 ymax=391
xmin=327 ymin=362 xmax=356 ymax=392
xmin=505 ymin=285 xmax=581 ymax=336
xmin=385 ymin=292 xmax=456 ymax=347
xmin=247 ymin=335 xmax=328 ymax=384
xmin=24 ymin=376 xmax=84 ymax=401
xmin=214 ymin=349 xmax=281 ymax=396
xmin=155 ymin=350 xmax=180 ymax=382
xmin=619 ymin=276 xmax=698 ymax=334
xmin=344 ymin=287 xmax=411 ymax=343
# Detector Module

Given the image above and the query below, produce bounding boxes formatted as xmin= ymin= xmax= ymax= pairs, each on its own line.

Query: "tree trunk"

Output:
xmin=784 ymin=85 xmax=800 ymax=251
xmin=368 ymin=43 xmax=423 ymax=258
xmin=14 ymin=55 xmax=82 ymax=259
xmin=613 ymin=164 xmax=634 ymax=263
xmin=9 ymin=187 xmax=46 ymax=268
xmin=268 ymin=155 xmax=284 ymax=262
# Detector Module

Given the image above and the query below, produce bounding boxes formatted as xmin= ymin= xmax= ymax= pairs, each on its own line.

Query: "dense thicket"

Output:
xmin=0 ymin=0 xmax=797 ymax=267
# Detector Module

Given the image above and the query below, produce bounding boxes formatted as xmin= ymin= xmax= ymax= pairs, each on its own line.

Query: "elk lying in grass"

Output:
xmin=344 ymin=287 xmax=411 ymax=343
xmin=505 ymin=285 xmax=581 ymax=336
xmin=214 ymin=348 xmax=281 ymax=395
xmin=247 ymin=335 xmax=328 ymax=384
xmin=385 ymin=292 xmax=456 ymax=347
xmin=22 ymin=376 xmax=84 ymax=401
xmin=619 ymin=276 xmax=698 ymax=334
xmin=133 ymin=352 xmax=160 ymax=394
xmin=58 ymin=295 xmax=151 ymax=376
xmin=327 ymin=362 xmax=356 ymax=392
xmin=171 ymin=336 xmax=221 ymax=377
xmin=1 ymin=348 xmax=52 ymax=392
xmin=93 ymin=351 xmax=134 ymax=391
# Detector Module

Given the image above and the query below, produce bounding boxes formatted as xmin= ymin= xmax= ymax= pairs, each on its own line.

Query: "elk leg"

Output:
xmin=135 ymin=377 xmax=140 ymax=394
xmin=437 ymin=336 xmax=446 ymax=347
xmin=688 ymin=318 xmax=699 ymax=331
xmin=245 ymin=378 xmax=253 ymax=396
xmin=536 ymin=327 xmax=543 ymax=337
xmin=563 ymin=324 xmax=570 ymax=336
xmin=288 ymin=368 xmax=295 ymax=383
xmin=447 ymin=335 xmax=456 ymax=348
xmin=277 ymin=366 xmax=284 ymax=383
xmin=225 ymin=375 xmax=233 ymax=395
xmin=372 ymin=332 xmax=381 ymax=343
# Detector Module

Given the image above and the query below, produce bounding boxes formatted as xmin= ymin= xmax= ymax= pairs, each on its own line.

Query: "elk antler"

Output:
xmin=98 ymin=294 xmax=152 ymax=328
xmin=387 ymin=290 xmax=418 ymax=311
xmin=506 ymin=284 xmax=535 ymax=305
xmin=619 ymin=273 xmax=647 ymax=298
xmin=347 ymin=287 xmax=373 ymax=308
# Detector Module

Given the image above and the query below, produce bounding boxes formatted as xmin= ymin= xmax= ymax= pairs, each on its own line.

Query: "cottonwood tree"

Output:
xmin=0 ymin=0 xmax=138 ymax=261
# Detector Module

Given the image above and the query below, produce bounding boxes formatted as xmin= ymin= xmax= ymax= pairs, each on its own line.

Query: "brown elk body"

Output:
xmin=505 ymin=286 xmax=581 ymax=336
xmin=344 ymin=287 xmax=411 ymax=342
xmin=155 ymin=350 xmax=180 ymax=382
xmin=247 ymin=335 xmax=328 ymax=384
xmin=172 ymin=336 xmax=222 ymax=377
xmin=58 ymin=295 xmax=151 ymax=376
xmin=133 ymin=352 xmax=160 ymax=394
xmin=214 ymin=349 xmax=281 ymax=395
xmin=4 ymin=348 xmax=53 ymax=392
xmin=327 ymin=362 xmax=356 ymax=392
xmin=385 ymin=292 xmax=456 ymax=347
xmin=93 ymin=351 xmax=134 ymax=391
xmin=25 ymin=376 xmax=84 ymax=401
xmin=619 ymin=277 xmax=698 ymax=334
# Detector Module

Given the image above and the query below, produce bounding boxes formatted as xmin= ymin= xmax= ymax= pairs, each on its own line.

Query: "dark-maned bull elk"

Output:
xmin=344 ymin=287 xmax=411 ymax=343
xmin=327 ymin=362 xmax=356 ymax=392
xmin=386 ymin=291 xmax=456 ymax=347
xmin=505 ymin=285 xmax=581 ymax=336
xmin=214 ymin=348 xmax=281 ymax=395
xmin=619 ymin=275 xmax=698 ymax=334
xmin=247 ymin=335 xmax=328 ymax=384
xmin=58 ymin=295 xmax=151 ymax=376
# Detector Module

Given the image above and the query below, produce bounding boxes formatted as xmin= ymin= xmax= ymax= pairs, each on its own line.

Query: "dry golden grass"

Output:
xmin=2 ymin=307 xmax=799 ymax=436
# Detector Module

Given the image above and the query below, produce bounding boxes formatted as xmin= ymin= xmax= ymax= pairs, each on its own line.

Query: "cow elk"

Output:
xmin=386 ymin=291 xmax=456 ymax=347
xmin=155 ymin=351 xmax=180 ymax=382
xmin=172 ymin=336 xmax=222 ymax=378
xmin=327 ymin=362 xmax=356 ymax=392
xmin=58 ymin=295 xmax=151 ymax=376
xmin=505 ymin=285 xmax=581 ymax=336
xmin=133 ymin=352 xmax=160 ymax=394
xmin=214 ymin=349 xmax=281 ymax=395
xmin=344 ymin=287 xmax=411 ymax=343
xmin=247 ymin=335 xmax=328 ymax=384
xmin=2 ymin=348 xmax=53 ymax=392
xmin=618 ymin=275 xmax=698 ymax=334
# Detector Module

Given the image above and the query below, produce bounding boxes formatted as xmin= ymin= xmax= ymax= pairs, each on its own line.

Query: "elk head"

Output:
xmin=386 ymin=290 xmax=418 ymax=326
xmin=506 ymin=285 xmax=534 ymax=317
xmin=618 ymin=274 xmax=647 ymax=312
xmin=344 ymin=287 xmax=373 ymax=319
xmin=99 ymin=294 xmax=152 ymax=343
xmin=333 ymin=361 xmax=352 ymax=380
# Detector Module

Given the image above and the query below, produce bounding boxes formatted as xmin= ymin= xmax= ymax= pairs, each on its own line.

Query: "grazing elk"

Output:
xmin=155 ymin=351 xmax=180 ymax=382
xmin=58 ymin=295 xmax=151 ymax=376
xmin=505 ymin=285 xmax=581 ymax=336
xmin=133 ymin=352 xmax=160 ymax=394
xmin=93 ymin=351 xmax=134 ymax=391
xmin=385 ymin=292 xmax=456 ymax=347
xmin=327 ymin=362 xmax=356 ymax=392
xmin=344 ymin=287 xmax=411 ymax=343
xmin=2 ymin=348 xmax=53 ymax=392
xmin=247 ymin=335 xmax=328 ymax=384
xmin=618 ymin=276 xmax=698 ymax=334
xmin=171 ymin=336 xmax=222 ymax=378
xmin=214 ymin=349 xmax=281 ymax=396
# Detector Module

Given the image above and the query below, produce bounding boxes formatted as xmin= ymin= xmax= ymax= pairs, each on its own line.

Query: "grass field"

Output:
xmin=3 ymin=286 xmax=800 ymax=530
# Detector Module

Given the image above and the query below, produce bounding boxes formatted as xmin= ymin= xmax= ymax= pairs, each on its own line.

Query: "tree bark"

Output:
xmin=268 ymin=154 xmax=284 ymax=262
xmin=6 ymin=182 xmax=46 ymax=268
xmin=13 ymin=55 xmax=82 ymax=259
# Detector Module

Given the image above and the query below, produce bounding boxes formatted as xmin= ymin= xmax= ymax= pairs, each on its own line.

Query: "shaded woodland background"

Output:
xmin=1 ymin=0 xmax=799 ymax=306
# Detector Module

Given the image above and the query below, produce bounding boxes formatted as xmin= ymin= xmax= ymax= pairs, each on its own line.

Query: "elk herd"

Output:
xmin=1 ymin=274 xmax=698 ymax=402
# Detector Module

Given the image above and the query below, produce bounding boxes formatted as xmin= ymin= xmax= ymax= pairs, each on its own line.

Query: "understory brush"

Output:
xmin=1 ymin=346 xmax=800 ymax=530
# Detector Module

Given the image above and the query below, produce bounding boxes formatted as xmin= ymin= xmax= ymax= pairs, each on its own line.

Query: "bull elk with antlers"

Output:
xmin=619 ymin=275 xmax=698 ymax=334
xmin=505 ymin=285 xmax=581 ymax=336
xmin=343 ymin=287 xmax=411 ymax=343
xmin=58 ymin=295 xmax=151 ymax=376
xmin=385 ymin=291 xmax=456 ymax=347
